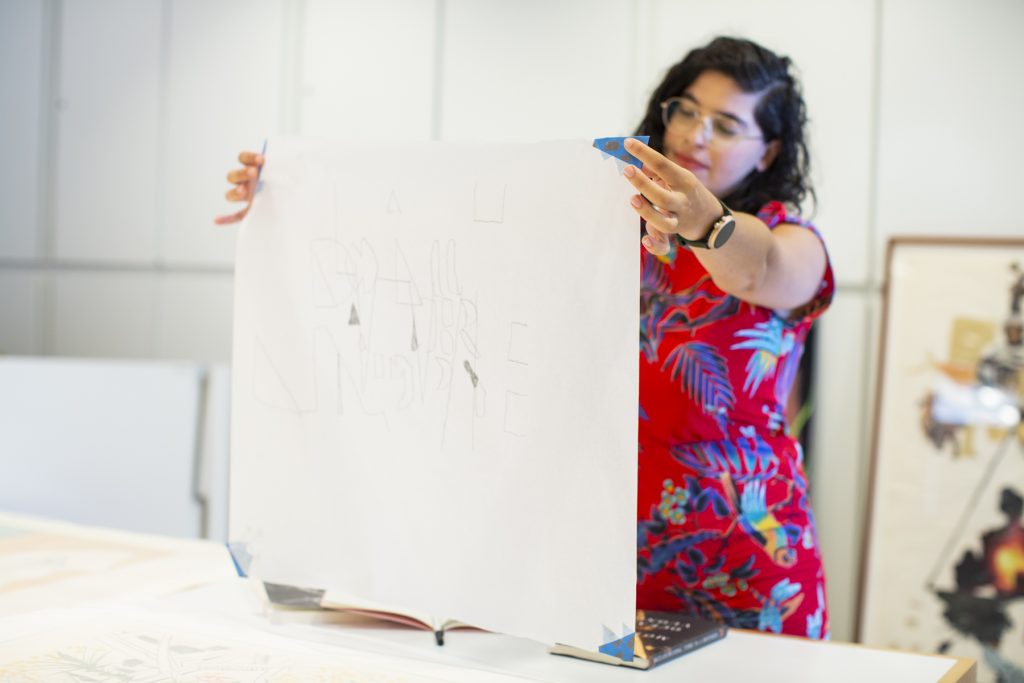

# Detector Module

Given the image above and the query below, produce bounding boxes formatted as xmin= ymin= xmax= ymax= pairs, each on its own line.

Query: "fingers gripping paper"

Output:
xmin=230 ymin=138 xmax=638 ymax=652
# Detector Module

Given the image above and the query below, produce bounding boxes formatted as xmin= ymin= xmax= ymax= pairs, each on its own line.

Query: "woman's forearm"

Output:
xmin=682 ymin=211 xmax=826 ymax=312
xmin=684 ymin=210 xmax=774 ymax=298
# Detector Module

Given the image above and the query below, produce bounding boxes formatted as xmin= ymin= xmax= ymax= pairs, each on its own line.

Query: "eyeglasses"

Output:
xmin=660 ymin=97 xmax=764 ymax=148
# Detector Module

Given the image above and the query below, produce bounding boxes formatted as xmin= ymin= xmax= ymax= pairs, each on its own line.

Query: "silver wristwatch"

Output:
xmin=677 ymin=200 xmax=736 ymax=250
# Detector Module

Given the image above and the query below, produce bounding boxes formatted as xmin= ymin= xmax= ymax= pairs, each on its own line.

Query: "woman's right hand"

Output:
xmin=214 ymin=150 xmax=264 ymax=225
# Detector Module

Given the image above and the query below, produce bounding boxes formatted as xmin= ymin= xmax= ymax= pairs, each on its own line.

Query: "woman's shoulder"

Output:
xmin=755 ymin=200 xmax=815 ymax=231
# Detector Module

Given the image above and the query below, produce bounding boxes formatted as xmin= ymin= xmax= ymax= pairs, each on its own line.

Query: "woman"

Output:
xmin=624 ymin=37 xmax=832 ymax=639
xmin=218 ymin=36 xmax=832 ymax=639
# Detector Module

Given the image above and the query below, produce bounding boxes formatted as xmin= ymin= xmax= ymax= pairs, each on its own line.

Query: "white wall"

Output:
xmin=1 ymin=0 xmax=1022 ymax=643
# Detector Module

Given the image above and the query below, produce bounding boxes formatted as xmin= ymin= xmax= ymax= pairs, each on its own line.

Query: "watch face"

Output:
xmin=711 ymin=218 xmax=736 ymax=249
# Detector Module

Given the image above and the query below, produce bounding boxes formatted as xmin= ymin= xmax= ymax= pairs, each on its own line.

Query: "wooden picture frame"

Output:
xmin=857 ymin=237 xmax=1024 ymax=680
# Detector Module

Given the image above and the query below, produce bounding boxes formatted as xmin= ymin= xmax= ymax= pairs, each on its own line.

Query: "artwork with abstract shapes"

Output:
xmin=861 ymin=238 xmax=1024 ymax=683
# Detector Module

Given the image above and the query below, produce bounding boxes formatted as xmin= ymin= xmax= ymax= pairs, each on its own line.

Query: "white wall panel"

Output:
xmin=0 ymin=272 xmax=41 ymax=355
xmin=52 ymin=271 xmax=158 ymax=358
xmin=162 ymin=0 xmax=285 ymax=266
xmin=441 ymin=0 xmax=634 ymax=142
xmin=0 ymin=0 xmax=45 ymax=259
xmin=645 ymin=0 xmax=875 ymax=287
xmin=809 ymin=289 xmax=876 ymax=642
xmin=156 ymin=273 xmax=234 ymax=362
xmin=298 ymin=0 xmax=436 ymax=140
xmin=0 ymin=357 xmax=205 ymax=538
xmin=53 ymin=0 xmax=162 ymax=262
xmin=876 ymin=0 xmax=1024 ymax=276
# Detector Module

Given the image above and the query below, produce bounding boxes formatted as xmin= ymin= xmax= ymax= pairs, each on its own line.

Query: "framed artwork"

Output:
xmin=857 ymin=238 xmax=1024 ymax=682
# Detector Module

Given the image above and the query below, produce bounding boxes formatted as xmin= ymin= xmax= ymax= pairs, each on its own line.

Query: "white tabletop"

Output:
xmin=155 ymin=578 xmax=976 ymax=683
xmin=0 ymin=512 xmax=975 ymax=683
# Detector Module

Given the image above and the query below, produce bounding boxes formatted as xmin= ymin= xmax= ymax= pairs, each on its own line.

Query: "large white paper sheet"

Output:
xmin=230 ymin=138 xmax=638 ymax=651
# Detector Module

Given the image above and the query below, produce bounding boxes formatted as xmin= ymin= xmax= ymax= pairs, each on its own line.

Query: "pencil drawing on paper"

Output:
xmin=507 ymin=322 xmax=528 ymax=366
xmin=251 ymin=228 xmax=531 ymax=449
xmin=230 ymin=139 xmax=641 ymax=653
xmin=386 ymin=190 xmax=401 ymax=214
xmin=503 ymin=390 xmax=527 ymax=438
xmin=463 ymin=360 xmax=479 ymax=388
xmin=472 ymin=182 xmax=506 ymax=224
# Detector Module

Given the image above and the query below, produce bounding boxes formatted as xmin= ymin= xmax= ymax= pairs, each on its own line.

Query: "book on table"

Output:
xmin=266 ymin=582 xmax=726 ymax=666
xmin=551 ymin=610 xmax=728 ymax=670
xmin=263 ymin=583 xmax=475 ymax=644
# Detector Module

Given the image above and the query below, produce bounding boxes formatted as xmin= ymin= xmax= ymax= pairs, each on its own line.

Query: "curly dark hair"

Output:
xmin=636 ymin=36 xmax=814 ymax=215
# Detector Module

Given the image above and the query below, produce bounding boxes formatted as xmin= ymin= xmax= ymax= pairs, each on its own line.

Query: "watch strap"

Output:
xmin=677 ymin=200 xmax=735 ymax=250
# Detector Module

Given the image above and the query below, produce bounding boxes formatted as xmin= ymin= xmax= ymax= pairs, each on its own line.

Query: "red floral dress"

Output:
xmin=636 ymin=201 xmax=834 ymax=639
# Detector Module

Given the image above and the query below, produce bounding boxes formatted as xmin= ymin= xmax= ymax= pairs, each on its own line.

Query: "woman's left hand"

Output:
xmin=622 ymin=138 xmax=722 ymax=256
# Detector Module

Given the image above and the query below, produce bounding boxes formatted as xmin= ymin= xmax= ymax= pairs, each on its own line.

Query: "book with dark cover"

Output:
xmin=550 ymin=610 xmax=728 ymax=670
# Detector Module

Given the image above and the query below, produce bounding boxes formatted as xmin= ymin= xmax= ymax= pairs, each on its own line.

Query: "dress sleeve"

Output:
xmin=756 ymin=201 xmax=835 ymax=321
